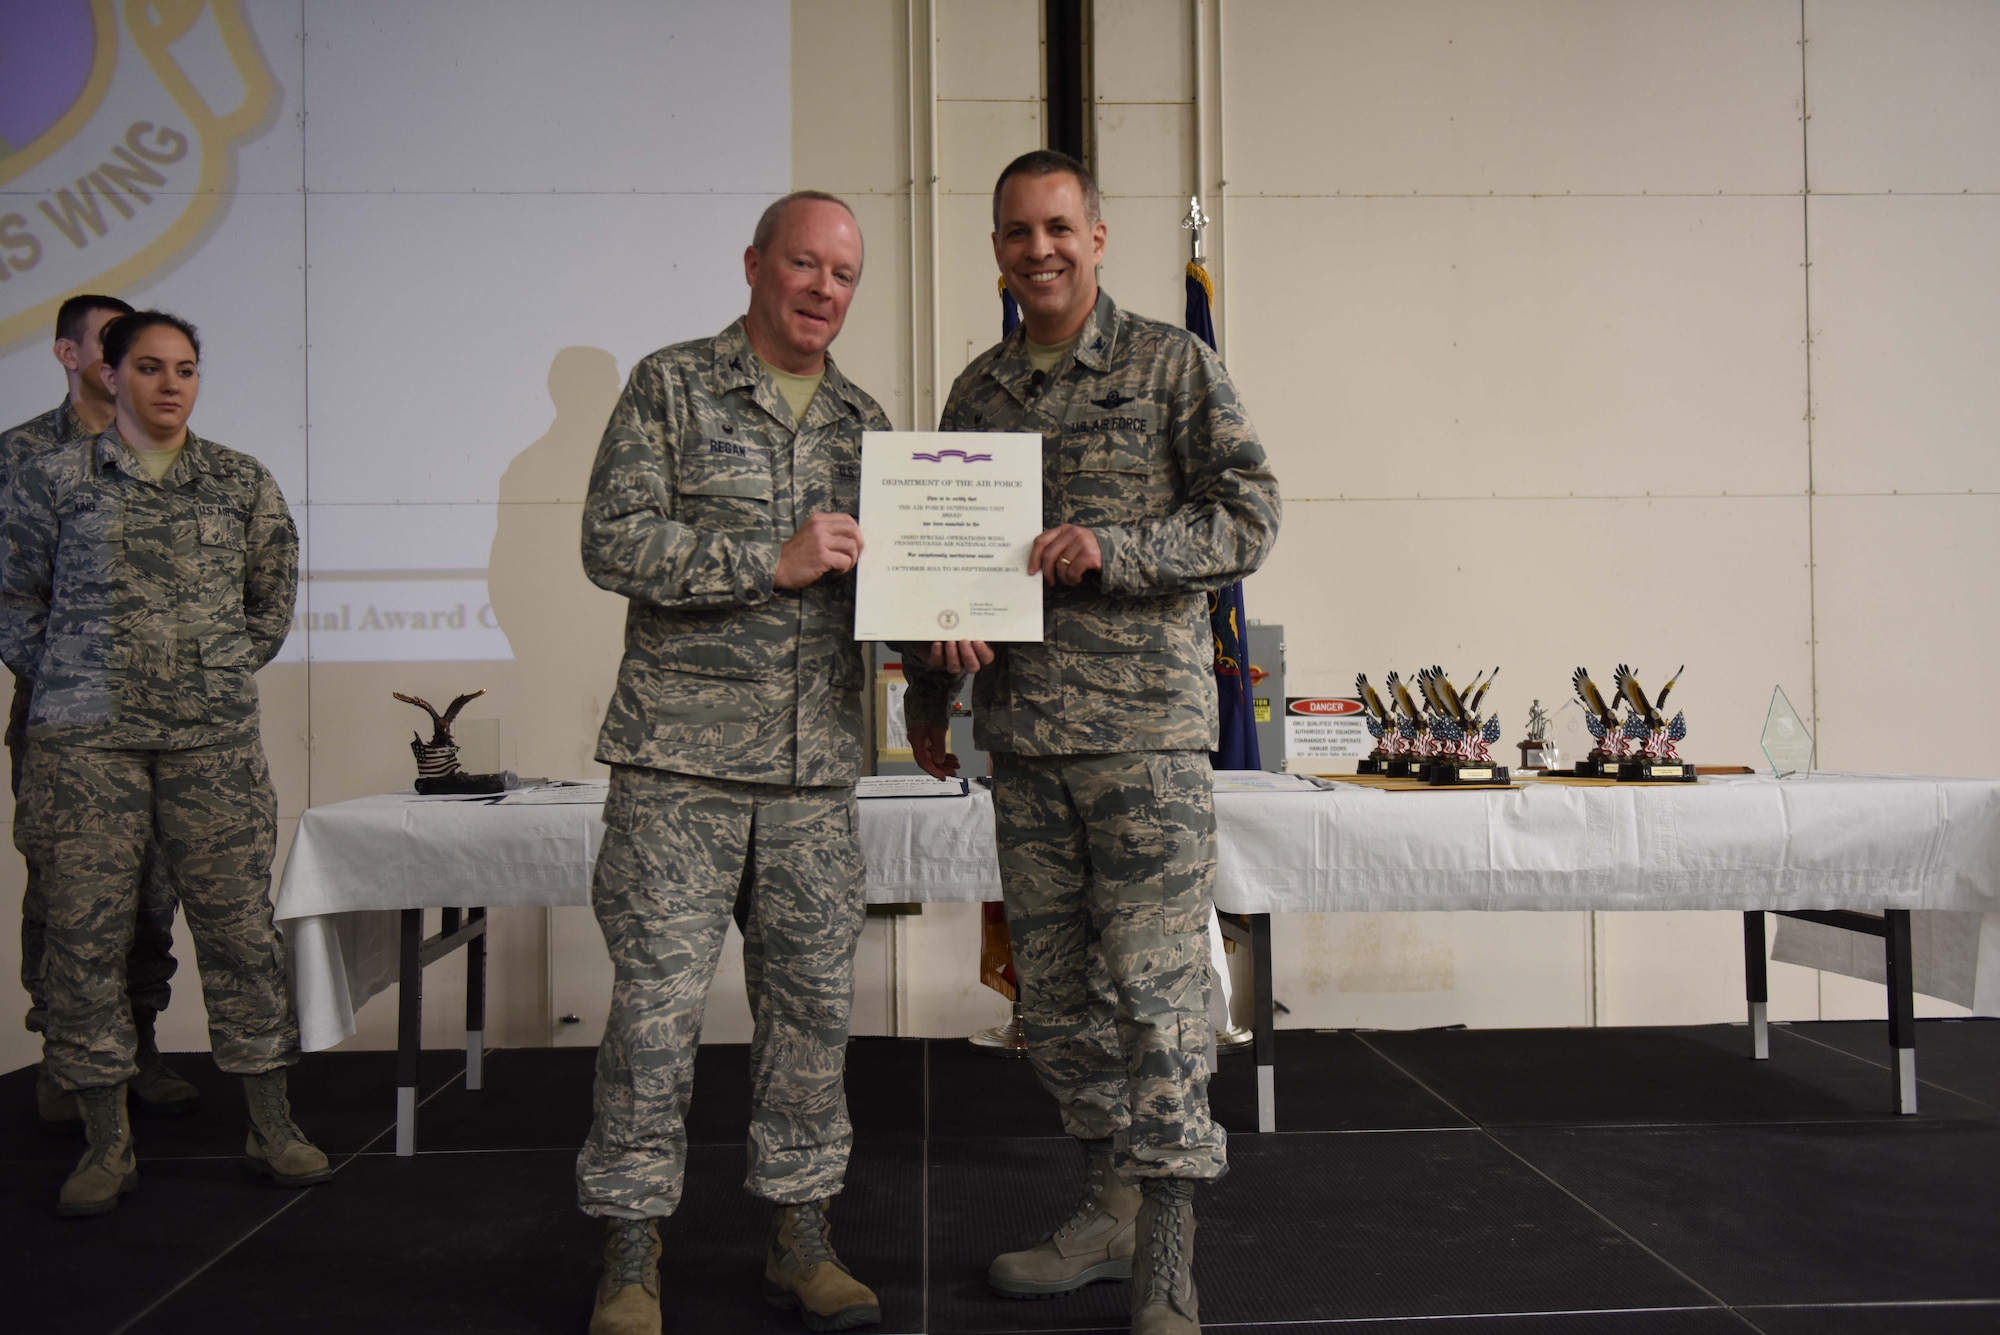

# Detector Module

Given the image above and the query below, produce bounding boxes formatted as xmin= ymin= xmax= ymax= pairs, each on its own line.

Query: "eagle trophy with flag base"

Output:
xmin=1417 ymin=665 xmax=1509 ymax=785
xmin=394 ymin=688 xmax=514 ymax=795
xmin=1355 ymin=673 xmax=1398 ymax=774
xmin=1570 ymin=665 xmax=1694 ymax=780
xmin=1383 ymin=670 xmax=1429 ymax=777
xmin=1612 ymin=663 xmax=1694 ymax=781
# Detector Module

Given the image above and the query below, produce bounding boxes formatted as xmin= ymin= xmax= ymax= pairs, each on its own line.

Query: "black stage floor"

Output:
xmin=4 ymin=1020 xmax=1997 ymax=1334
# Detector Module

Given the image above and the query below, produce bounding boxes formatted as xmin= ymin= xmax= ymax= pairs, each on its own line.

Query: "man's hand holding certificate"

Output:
xmin=852 ymin=431 xmax=1044 ymax=643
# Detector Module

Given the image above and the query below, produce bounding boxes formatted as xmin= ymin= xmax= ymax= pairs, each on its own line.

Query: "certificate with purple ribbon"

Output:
xmin=853 ymin=431 xmax=1044 ymax=643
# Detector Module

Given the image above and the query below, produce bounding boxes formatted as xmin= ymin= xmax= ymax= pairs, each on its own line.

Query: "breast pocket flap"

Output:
xmin=198 ymin=512 xmax=247 ymax=549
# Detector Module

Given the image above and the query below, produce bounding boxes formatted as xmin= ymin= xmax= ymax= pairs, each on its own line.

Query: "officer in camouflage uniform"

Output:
xmin=577 ymin=192 xmax=887 ymax=1335
xmin=900 ymin=151 xmax=1280 ymax=1335
xmin=2 ymin=294 xmax=202 ymax=1133
xmin=0 ymin=311 xmax=329 ymax=1217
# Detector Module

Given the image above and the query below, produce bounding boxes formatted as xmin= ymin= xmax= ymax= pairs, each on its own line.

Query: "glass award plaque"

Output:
xmin=1761 ymin=685 xmax=1814 ymax=778
xmin=1551 ymin=699 xmax=1590 ymax=774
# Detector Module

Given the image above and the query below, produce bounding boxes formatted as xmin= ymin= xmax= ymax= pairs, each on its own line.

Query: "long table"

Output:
xmin=274 ymin=772 xmax=2000 ymax=1152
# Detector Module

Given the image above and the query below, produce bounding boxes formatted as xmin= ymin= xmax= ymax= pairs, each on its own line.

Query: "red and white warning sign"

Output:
xmin=1284 ymin=697 xmax=1371 ymax=761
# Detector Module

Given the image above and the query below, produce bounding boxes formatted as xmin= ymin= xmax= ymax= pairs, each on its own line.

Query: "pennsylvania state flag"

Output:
xmin=1188 ymin=261 xmax=1261 ymax=770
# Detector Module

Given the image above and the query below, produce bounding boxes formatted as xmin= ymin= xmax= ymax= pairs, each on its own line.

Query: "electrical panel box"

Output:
xmin=1247 ymin=621 xmax=1285 ymax=771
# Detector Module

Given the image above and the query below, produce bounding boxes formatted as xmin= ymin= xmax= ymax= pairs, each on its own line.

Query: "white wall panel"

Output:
xmin=260 ymin=663 xmax=311 ymax=820
xmin=1259 ymin=496 xmax=1811 ymax=771
xmin=1097 ymin=196 xmax=1196 ymax=333
xmin=301 ymin=0 xmax=789 ymax=194
xmin=793 ymin=0 xmax=911 ymax=195
xmin=1807 ymin=195 xmax=2000 ymax=497
xmin=1272 ymin=911 xmax=1590 ymax=1030
xmin=935 ymin=0 xmax=1042 ymax=102
xmin=1597 ymin=910 xmax=1820 ymax=1027
xmin=1804 ymin=0 xmax=2000 ymax=194
xmin=1227 ymin=196 xmax=1808 ymax=503
xmin=897 ymin=902 xmax=1015 ymax=1038
xmin=1095 ymin=101 xmax=1192 ymax=199
xmin=937 ymin=99 xmax=1041 ymax=197
xmin=833 ymin=191 xmax=916 ymax=428
xmin=1813 ymin=495 xmax=2000 ymax=778
xmin=1224 ymin=0 xmax=1803 ymax=198
xmin=1095 ymin=0 xmax=1196 ymax=105
xmin=938 ymin=192 xmax=1014 ymax=382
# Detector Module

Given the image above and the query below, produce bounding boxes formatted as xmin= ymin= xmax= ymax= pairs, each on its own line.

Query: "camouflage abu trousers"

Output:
xmin=993 ymin=750 xmax=1226 ymax=1180
xmin=16 ymin=739 xmax=299 ymax=1091
xmin=14 ymin=675 xmax=181 ymax=1031
xmin=577 ymin=766 xmax=866 ymax=1220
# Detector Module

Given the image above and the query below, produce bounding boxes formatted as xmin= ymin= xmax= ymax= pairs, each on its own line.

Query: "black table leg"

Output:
xmin=1885 ymin=908 xmax=1917 ymax=1114
xmin=397 ymin=907 xmax=423 ymax=1156
xmin=1744 ymin=910 xmax=1769 ymax=1059
xmin=465 ymin=908 xmax=487 ymax=1091
xmin=1251 ymin=913 xmax=1275 ymax=1132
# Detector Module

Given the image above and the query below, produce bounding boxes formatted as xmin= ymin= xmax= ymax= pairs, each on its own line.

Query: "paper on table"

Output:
xmin=855 ymin=775 xmax=970 ymax=799
xmin=853 ymin=431 xmax=1043 ymax=643
xmin=494 ymin=782 xmax=611 ymax=806
xmin=1210 ymin=770 xmax=1324 ymax=794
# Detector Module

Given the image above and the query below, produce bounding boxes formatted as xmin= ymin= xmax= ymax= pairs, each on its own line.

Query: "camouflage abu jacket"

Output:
xmin=582 ymin=318 xmax=891 ymax=787
xmin=0 ymin=427 xmax=298 ymax=749
xmin=2 ymin=400 xmax=90 ymax=749
xmin=898 ymin=290 xmax=1281 ymax=756
xmin=1 ymin=399 xmax=88 ymax=502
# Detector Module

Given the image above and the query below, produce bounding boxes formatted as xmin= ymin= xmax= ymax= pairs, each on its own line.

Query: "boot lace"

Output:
xmin=1139 ymin=1181 xmax=1196 ymax=1309
xmin=606 ymin=1219 xmax=656 ymax=1288
xmin=788 ymin=1203 xmax=843 ymax=1270
xmin=1050 ymin=1155 xmax=1113 ymax=1242
xmin=78 ymin=1090 xmax=125 ymax=1170
xmin=247 ymin=1076 xmax=304 ymax=1146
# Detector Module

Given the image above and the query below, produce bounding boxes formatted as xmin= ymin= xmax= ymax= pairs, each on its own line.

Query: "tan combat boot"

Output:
xmin=762 ymin=1199 xmax=881 ymax=1331
xmin=989 ymin=1139 xmax=1139 ymax=1297
xmin=129 ymin=1008 xmax=201 ymax=1115
xmin=57 ymin=1084 xmax=137 ymax=1216
xmin=588 ymin=1218 xmax=661 ymax=1335
xmin=242 ymin=1069 xmax=334 ymax=1186
xmin=36 ymin=1062 xmax=82 ymax=1135
xmin=1130 ymin=1178 xmax=1199 ymax=1334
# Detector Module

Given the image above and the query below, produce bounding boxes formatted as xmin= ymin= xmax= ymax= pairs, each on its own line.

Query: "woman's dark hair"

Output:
xmin=100 ymin=310 xmax=201 ymax=371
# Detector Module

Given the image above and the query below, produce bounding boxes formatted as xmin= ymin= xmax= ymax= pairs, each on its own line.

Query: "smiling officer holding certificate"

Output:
xmin=895 ymin=150 xmax=1280 ymax=1335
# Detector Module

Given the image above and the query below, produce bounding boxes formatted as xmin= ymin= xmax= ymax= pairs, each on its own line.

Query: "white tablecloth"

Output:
xmin=274 ymin=773 xmax=2000 ymax=1048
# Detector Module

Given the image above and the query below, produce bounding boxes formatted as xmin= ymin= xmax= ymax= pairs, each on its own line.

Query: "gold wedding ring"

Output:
xmin=1058 ymin=557 xmax=1072 ymax=566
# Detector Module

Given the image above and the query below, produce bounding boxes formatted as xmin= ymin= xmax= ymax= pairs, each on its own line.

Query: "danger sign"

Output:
xmin=1285 ymin=697 xmax=1371 ymax=760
